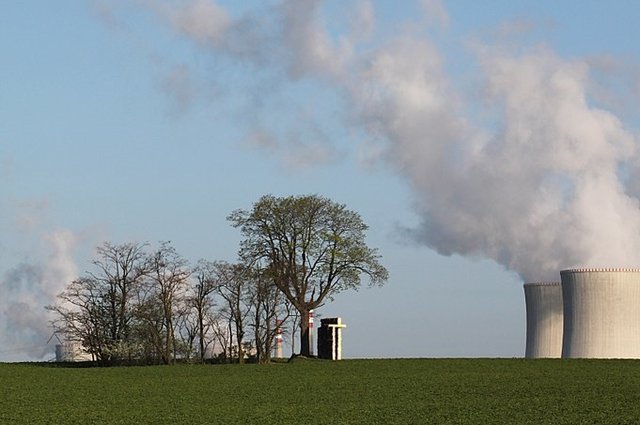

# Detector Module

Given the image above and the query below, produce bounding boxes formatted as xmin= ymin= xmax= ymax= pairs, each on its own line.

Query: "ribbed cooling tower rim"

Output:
xmin=561 ymin=268 xmax=640 ymax=274
xmin=523 ymin=282 xmax=561 ymax=287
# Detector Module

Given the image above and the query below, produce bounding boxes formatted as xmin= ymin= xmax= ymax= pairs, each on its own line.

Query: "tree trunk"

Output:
xmin=263 ymin=319 xmax=272 ymax=364
xmin=299 ymin=309 xmax=311 ymax=356
xmin=198 ymin=310 xmax=205 ymax=364
xmin=236 ymin=322 xmax=245 ymax=364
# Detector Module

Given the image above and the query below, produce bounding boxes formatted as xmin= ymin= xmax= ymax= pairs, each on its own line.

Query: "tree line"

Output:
xmin=48 ymin=194 xmax=388 ymax=365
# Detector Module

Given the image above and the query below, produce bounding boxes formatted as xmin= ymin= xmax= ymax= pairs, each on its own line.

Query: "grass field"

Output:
xmin=1 ymin=358 xmax=640 ymax=424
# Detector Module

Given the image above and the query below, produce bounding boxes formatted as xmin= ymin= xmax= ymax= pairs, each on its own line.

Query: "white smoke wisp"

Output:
xmin=166 ymin=0 xmax=231 ymax=47
xmin=277 ymin=0 xmax=353 ymax=80
xmin=43 ymin=229 xmax=79 ymax=299
xmin=350 ymin=1 xmax=375 ymax=42
xmin=419 ymin=0 xmax=449 ymax=29
xmin=0 ymin=229 xmax=78 ymax=360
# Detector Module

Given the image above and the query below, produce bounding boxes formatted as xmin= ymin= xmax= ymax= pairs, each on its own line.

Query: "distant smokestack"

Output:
xmin=523 ymin=282 xmax=563 ymax=358
xmin=274 ymin=319 xmax=283 ymax=359
xmin=308 ymin=309 xmax=315 ymax=357
xmin=561 ymin=268 xmax=640 ymax=359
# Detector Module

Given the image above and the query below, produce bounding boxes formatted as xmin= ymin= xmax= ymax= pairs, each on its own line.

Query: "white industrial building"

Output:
xmin=523 ymin=268 xmax=640 ymax=359
xmin=561 ymin=268 xmax=640 ymax=359
xmin=523 ymin=282 xmax=563 ymax=358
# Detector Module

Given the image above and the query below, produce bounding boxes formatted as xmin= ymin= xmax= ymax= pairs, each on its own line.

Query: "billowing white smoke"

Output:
xmin=139 ymin=0 xmax=640 ymax=281
xmin=1 ymin=229 xmax=78 ymax=360
xmin=353 ymin=41 xmax=640 ymax=281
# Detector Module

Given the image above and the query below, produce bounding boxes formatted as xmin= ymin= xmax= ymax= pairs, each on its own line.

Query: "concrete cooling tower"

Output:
xmin=55 ymin=342 xmax=92 ymax=362
xmin=523 ymin=283 xmax=563 ymax=358
xmin=561 ymin=268 xmax=640 ymax=359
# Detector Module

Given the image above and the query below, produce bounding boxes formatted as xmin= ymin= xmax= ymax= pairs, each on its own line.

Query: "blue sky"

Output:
xmin=2 ymin=0 xmax=640 ymax=360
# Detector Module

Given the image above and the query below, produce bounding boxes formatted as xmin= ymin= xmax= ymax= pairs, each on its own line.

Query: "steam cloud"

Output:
xmin=131 ymin=1 xmax=639 ymax=281
xmin=0 ymin=229 xmax=78 ymax=360
xmin=356 ymin=42 xmax=639 ymax=281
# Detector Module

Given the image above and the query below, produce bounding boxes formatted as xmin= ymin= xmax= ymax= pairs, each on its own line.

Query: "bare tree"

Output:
xmin=49 ymin=242 xmax=148 ymax=365
xmin=211 ymin=315 xmax=230 ymax=362
xmin=174 ymin=309 xmax=198 ymax=362
xmin=214 ymin=262 xmax=253 ymax=364
xmin=249 ymin=267 xmax=291 ymax=363
xmin=228 ymin=194 xmax=389 ymax=356
xmin=132 ymin=291 xmax=165 ymax=364
xmin=189 ymin=260 xmax=220 ymax=363
xmin=48 ymin=277 xmax=106 ymax=363
xmin=144 ymin=241 xmax=190 ymax=365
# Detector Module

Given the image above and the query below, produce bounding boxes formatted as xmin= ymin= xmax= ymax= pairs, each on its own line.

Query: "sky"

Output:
xmin=2 ymin=0 xmax=640 ymax=361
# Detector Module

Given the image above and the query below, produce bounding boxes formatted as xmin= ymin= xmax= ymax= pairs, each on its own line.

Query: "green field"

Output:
xmin=1 ymin=358 xmax=640 ymax=424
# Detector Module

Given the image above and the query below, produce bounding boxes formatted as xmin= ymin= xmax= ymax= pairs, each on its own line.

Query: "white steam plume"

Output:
xmin=1 ymin=229 xmax=78 ymax=360
xmin=137 ymin=1 xmax=640 ymax=282
xmin=352 ymin=41 xmax=639 ymax=281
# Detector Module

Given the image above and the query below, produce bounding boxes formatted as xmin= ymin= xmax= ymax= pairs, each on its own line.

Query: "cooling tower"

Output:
xmin=561 ymin=268 xmax=640 ymax=359
xmin=523 ymin=282 xmax=563 ymax=358
xmin=55 ymin=342 xmax=92 ymax=362
xmin=55 ymin=343 xmax=76 ymax=362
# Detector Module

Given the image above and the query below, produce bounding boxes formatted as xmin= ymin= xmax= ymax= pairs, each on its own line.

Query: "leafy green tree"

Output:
xmin=228 ymin=194 xmax=388 ymax=357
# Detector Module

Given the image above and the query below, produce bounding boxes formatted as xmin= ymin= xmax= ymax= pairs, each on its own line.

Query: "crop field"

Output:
xmin=1 ymin=358 xmax=640 ymax=424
